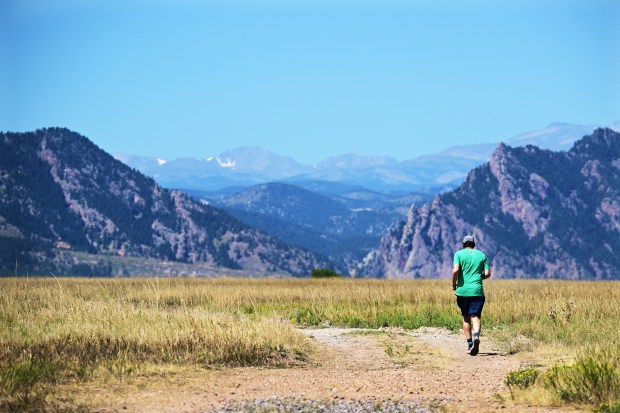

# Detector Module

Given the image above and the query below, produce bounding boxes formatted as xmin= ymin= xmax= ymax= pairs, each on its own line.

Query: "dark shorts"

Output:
xmin=456 ymin=295 xmax=485 ymax=318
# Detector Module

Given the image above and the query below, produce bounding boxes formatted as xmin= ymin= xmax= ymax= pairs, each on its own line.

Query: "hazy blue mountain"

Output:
xmin=215 ymin=146 xmax=312 ymax=178
xmin=287 ymin=181 xmax=432 ymax=212
xmin=355 ymin=128 xmax=620 ymax=279
xmin=117 ymin=122 xmax=616 ymax=194
xmin=281 ymin=180 xmax=366 ymax=197
xmin=506 ymin=122 xmax=599 ymax=151
xmin=116 ymin=146 xmax=310 ymax=191
xmin=288 ymin=166 xmax=452 ymax=193
xmin=200 ymin=182 xmax=404 ymax=273
xmin=397 ymin=123 xmax=610 ymax=188
xmin=183 ymin=180 xmax=431 ymax=272
xmin=314 ymin=153 xmax=399 ymax=169
xmin=0 ymin=128 xmax=329 ymax=276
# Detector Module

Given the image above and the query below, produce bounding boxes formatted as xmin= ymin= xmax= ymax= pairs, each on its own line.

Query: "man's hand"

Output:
xmin=452 ymin=264 xmax=459 ymax=291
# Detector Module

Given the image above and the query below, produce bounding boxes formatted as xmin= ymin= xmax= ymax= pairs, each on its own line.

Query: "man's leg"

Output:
xmin=462 ymin=315 xmax=472 ymax=340
xmin=457 ymin=296 xmax=473 ymax=351
xmin=462 ymin=315 xmax=474 ymax=352
xmin=470 ymin=316 xmax=481 ymax=356
xmin=471 ymin=316 xmax=481 ymax=335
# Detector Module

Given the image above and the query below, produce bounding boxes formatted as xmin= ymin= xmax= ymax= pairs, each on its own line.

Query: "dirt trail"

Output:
xmin=82 ymin=327 xmax=571 ymax=412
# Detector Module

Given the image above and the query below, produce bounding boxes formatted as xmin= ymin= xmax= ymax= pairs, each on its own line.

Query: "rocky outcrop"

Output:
xmin=0 ymin=128 xmax=329 ymax=276
xmin=355 ymin=128 xmax=620 ymax=279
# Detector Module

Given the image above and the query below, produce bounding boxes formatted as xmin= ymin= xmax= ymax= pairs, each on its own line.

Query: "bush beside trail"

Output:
xmin=311 ymin=268 xmax=342 ymax=278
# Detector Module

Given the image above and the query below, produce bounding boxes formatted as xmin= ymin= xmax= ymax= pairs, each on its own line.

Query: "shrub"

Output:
xmin=0 ymin=357 xmax=63 ymax=412
xmin=543 ymin=349 xmax=620 ymax=406
xmin=505 ymin=367 xmax=540 ymax=391
xmin=596 ymin=403 xmax=620 ymax=413
xmin=310 ymin=268 xmax=341 ymax=278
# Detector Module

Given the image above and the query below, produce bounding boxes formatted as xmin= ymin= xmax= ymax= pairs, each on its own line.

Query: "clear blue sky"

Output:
xmin=2 ymin=0 xmax=619 ymax=164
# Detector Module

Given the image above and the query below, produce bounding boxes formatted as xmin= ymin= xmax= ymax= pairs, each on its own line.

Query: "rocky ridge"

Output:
xmin=355 ymin=128 xmax=620 ymax=279
xmin=0 ymin=128 xmax=329 ymax=276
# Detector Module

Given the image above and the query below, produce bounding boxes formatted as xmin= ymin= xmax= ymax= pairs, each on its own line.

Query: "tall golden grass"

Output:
xmin=1 ymin=277 xmax=619 ymax=410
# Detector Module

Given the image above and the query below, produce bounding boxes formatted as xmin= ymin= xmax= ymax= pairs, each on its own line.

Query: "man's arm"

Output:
xmin=482 ymin=268 xmax=491 ymax=280
xmin=452 ymin=264 xmax=459 ymax=290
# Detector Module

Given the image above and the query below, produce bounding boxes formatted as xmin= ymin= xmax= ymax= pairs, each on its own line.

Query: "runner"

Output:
xmin=452 ymin=235 xmax=491 ymax=356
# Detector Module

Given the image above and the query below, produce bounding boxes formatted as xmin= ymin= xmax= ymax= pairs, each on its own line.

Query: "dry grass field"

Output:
xmin=1 ymin=277 xmax=619 ymax=412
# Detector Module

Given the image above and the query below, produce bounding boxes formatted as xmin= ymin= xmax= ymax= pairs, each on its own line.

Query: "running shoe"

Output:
xmin=469 ymin=337 xmax=480 ymax=356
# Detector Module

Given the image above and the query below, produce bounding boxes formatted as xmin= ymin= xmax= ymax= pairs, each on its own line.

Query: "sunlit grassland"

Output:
xmin=1 ymin=277 xmax=619 ymax=410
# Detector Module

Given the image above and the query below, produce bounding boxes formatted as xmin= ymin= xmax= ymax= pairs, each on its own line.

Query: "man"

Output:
xmin=452 ymin=235 xmax=491 ymax=356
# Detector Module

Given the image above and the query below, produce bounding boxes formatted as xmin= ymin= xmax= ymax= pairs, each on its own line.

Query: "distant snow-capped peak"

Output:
xmin=206 ymin=156 xmax=236 ymax=168
xmin=216 ymin=156 xmax=236 ymax=168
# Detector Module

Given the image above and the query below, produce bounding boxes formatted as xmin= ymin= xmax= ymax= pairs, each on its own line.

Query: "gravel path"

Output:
xmin=83 ymin=327 xmax=574 ymax=412
xmin=210 ymin=397 xmax=447 ymax=413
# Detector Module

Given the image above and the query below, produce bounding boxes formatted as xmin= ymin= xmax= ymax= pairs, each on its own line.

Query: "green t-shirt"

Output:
xmin=453 ymin=248 xmax=489 ymax=297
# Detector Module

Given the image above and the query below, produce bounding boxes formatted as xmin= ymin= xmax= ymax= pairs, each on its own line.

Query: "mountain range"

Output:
xmin=355 ymin=128 xmax=620 ymax=279
xmin=117 ymin=122 xmax=617 ymax=194
xmin=2 ymin=125 xmax=619 ymax=279
xmin=0 ymin=128 xmax=329 ymax=276
xmin=113 ymin=122 xmax=616 ymax=276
